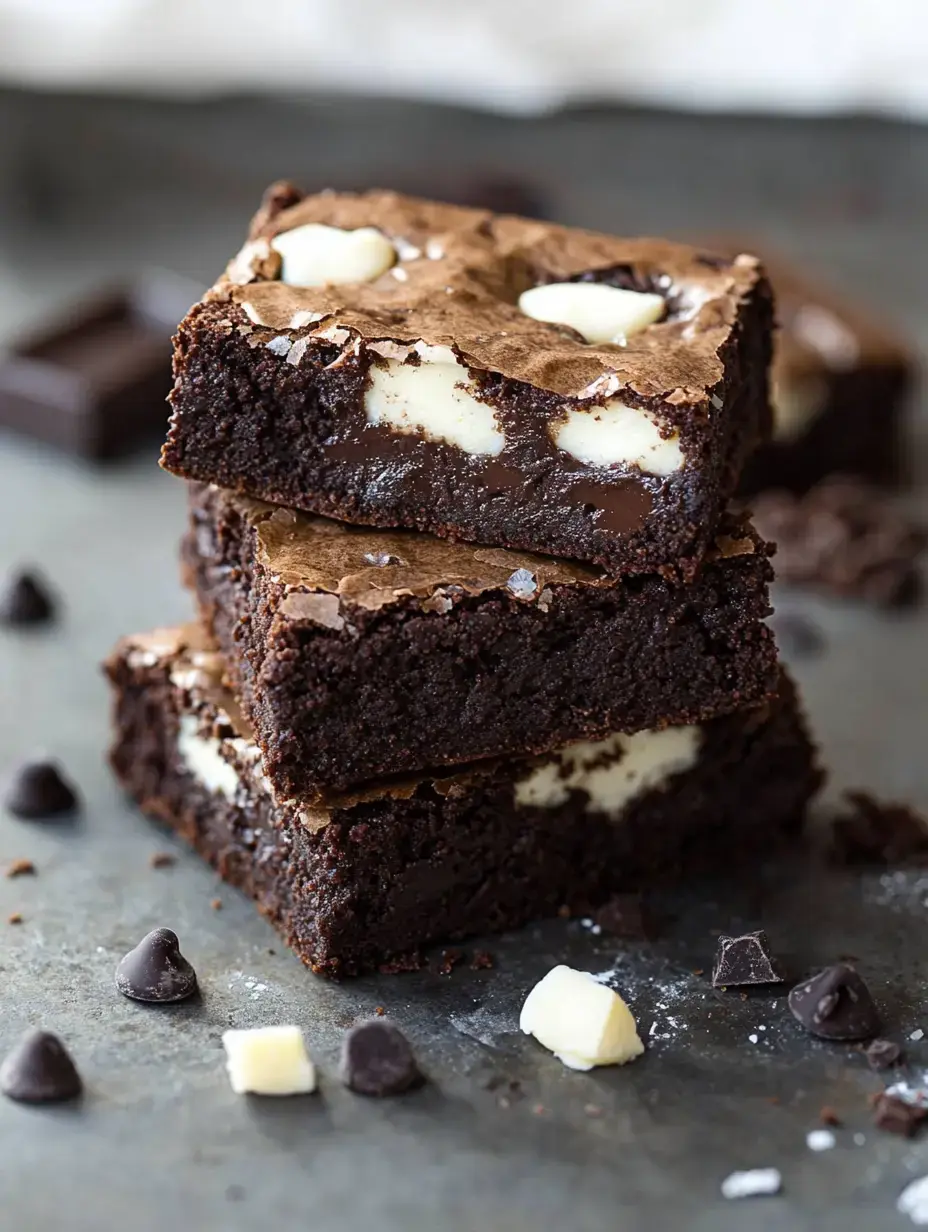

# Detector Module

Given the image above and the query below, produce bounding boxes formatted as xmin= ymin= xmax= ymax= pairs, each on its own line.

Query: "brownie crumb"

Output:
xmin=149 ymin=852 xmax=176 ymax=869
xmin=7 ymin=913 xmax=23 ymax=925
xmin=437 ymin=948 xmax=464 ymax=976
xmin=820 ymin=1106 xmax=841 ymax=1127
xmin=753 ymin=478 xmax=926 ymax=607
xmin=470 ymin=950 xmax=494 ymax=971
xmin=5 ymin=859 xmax=35 ymax=879
xmin=872 ymin=1093 xmax=927 ymax=1138
xmin=378 ymin=952 xmax=424 ymax=975
xmin=830 ymin=791 xmax=928 ymax=865
xmin=210 ymin=897 xmax=223 ymax=911
xmin=374 ymin=1006 xmax=385 ymax=1017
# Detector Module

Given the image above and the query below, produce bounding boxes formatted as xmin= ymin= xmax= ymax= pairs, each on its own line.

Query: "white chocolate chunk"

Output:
xmin=771 ymin=374 xmax=827 ymax=441
xmin=552 ymin=400 xmax=683 ymax=475
xmin=515 ymin=724 xmax=700 ymax=818
xmin=222 ymin=1026 xmax=316 ymax=1096
xmin=271 ymin=223 xmax=395 ymax=287
xmin=518 ymin=282 xmax=664 ymax=345
xmin=792 ymin=304 xmax=859 ymax=370
xmin=177 ymin=715 xmax=240 ymax=800
xmin=365 ymin=345 xmax=505 ymax=456
xmin=520 ymin=966 xmax=644 ymax=1070
xmin=720 ymin=1169 xmax=782 ymax=1200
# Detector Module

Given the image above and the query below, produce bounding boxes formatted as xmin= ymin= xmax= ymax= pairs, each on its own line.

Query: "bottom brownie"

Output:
xmin=105 ymin=625 xmax=822 ymax=978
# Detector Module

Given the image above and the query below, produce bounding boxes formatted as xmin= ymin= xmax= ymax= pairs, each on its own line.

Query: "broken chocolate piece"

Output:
xmin=0 ymin=570 xmax=56 ymax=627
xmin=867 ymin=1038 xmax=903 ymax=1070
xmin=0 ymin=274 xmax=198 ymax=461
xmin=339 ymin=1020 xmax=422 ymax=1096
xmin=872 ymin=1093 xmax=927 ymax=1138
xmin=115 ymin=928 xmax=198 ymax=1003
xmin=3 ymin=759 xmax=79 ymax=818
xmin=788 ymin=963 xmax=881 ymax=1041
xmin=753 ymin=478 xmax=926 ymax=607
xmin=830 ymin=791 xmax=928 ymax=866
xmin=0 ymin=1029 xmax=82 ymax=1103
xmin=712 ymin=930 xmax=783 ymax=987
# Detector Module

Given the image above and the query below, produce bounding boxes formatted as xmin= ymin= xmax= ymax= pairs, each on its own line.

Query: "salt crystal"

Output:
xmin=721 ymin=1168 xmax=782 ymax=1200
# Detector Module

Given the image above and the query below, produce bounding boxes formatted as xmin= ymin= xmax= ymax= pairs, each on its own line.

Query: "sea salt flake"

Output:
xmin=721 ymin=1168 xmax=782 ymax=1200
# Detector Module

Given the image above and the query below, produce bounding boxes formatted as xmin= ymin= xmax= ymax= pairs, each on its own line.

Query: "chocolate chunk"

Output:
xmin=829 ymin=791 xmax=928 ymax=866
xmin=0 ymin=1030 xmax=82 ymax=1103
xmin=753 ymin=478 xmax=926 ymax=608
xmin=0 ymin=275 xmax=198 ymax=461
xmin=115 ymin=928 xmax=198 ymax=1003
xmin=712 ymin=930 xmax=783 ymax=987
xmin=0 ymin=570 xmax=56 ymax=626
xmin=3 ymin=759 xmax=79 ymax=818
xmin=339 ymin=1020 xmax=422 ymax=1096
xmin=867 ymin=1038 xmax=903 ymax=1070
xmin=872 ymin=1093 xmax=927 ymax=1137
xmin=788 ymin=964 xmax=881 ymax=1040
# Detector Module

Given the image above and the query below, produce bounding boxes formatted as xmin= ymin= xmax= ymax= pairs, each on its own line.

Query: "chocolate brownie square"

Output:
xmin=184 ymin=482 xmax=779 ymax=798
xmin=105 ymin=625 xmax=821 ymax=977
xmin=162 ymin=184 xmax=774 ymax=578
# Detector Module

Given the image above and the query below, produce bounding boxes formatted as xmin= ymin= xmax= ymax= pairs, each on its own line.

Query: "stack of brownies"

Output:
xmin=105 ymin=185 xmax=821 ymax=977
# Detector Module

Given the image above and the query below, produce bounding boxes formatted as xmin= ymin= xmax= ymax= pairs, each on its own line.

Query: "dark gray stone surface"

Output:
xmin=0 ymin=91 xmax=926 ymax=1231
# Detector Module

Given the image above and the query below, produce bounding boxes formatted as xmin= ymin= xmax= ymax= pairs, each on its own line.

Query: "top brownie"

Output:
xmin=162 ymin=184 xmax=774 ymax=577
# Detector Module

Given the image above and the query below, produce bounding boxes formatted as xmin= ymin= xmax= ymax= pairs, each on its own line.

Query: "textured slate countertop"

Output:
xmin=0 ymin=92 xmax=926 ymax=1231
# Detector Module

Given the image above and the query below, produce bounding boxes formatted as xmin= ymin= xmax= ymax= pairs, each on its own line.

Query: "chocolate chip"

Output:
xmin=867 ymin=1038 xmax=903 ymax=1070
xmin=0 ymin=570 xmax=56 ymax=627
xmin=0 ymin=1030 xmax=82 ymax=1103
xmin=788 ymin=964 xmax=881 ymax=1040
xmin=3 ymin=759 xmax=79 ymax=818
xmin=872 ymin=1093 xmax=927 ymax=1137
xmin=339 ymin=1020 xmax=422 ymax=1096
xmin=115 ymin=928 xmax=198 ymax=1003
xmin=712 ymin=930 xmax=784 ymax=987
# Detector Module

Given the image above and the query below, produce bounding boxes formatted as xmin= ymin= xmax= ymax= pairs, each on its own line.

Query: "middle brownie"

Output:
xmin=186 ymin=482 xmax=778 ymax=798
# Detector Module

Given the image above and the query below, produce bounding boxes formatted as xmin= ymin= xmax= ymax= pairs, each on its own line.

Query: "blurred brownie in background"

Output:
xmin=725 ymin=244 xmax=913 ymax=494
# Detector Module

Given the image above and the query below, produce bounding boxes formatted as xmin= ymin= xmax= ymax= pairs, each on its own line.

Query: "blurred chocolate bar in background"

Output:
xmin=0 ymin=270 xmax=201 ymax=461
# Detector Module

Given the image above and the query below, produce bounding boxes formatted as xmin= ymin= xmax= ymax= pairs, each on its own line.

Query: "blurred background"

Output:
xmin=0 ymin=0 xmax=925 ymax=370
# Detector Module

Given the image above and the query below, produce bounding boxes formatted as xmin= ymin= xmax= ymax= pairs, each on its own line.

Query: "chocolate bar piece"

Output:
xmin=162 ymin=185 xmax=773 ymax=578
xmin=184 ymin=482 xmax=778 ymax=797
xmin=0 ymin=274 xmax=197 ymax=460
xmin=728 ymin=246 xmax=912 ymax=493
xmin=105 ymin=626 xmax=821 ymax=977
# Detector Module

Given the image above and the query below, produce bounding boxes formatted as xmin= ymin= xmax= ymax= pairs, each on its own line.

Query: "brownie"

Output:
xmin=105 ymin=626 xmax=821 ymax=977
xmin=717 ymin=244 xmax=913 ymax=494
xmin=162 ymin=184 xmax=774 ymax=579
xmin=184 ymin=482 xmax=779 ymax=798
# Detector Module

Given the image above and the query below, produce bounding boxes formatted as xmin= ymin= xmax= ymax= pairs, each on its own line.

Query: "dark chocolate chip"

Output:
xmin=872 ymin=1093 xmax=926 ymax=1137
xmin=3 ymin=759 xmax=79 ymax=818
xmin=788 ymin=964 xmax=881 ymax=1040
xmin=0 ymin=570 xmax=56 ymax=627
xmin=0 ymin=1030 xmax=82 ymax=1103
xmin=712 ymin=930 xmax=784 ymax=987
xmin=866 ymin=1038 xmax=903 ymax=1070
xmin=339 ymin=1020 xmax=422 ymax=1096
xmin=115 ymin=928 xmax=198 ymax=1003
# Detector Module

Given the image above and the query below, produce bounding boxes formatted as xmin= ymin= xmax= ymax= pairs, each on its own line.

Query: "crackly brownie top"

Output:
xmin=205 ymin=182 xmax=767 ymax=401
xmin=216 ymin=489 xmax=762 ymax=620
